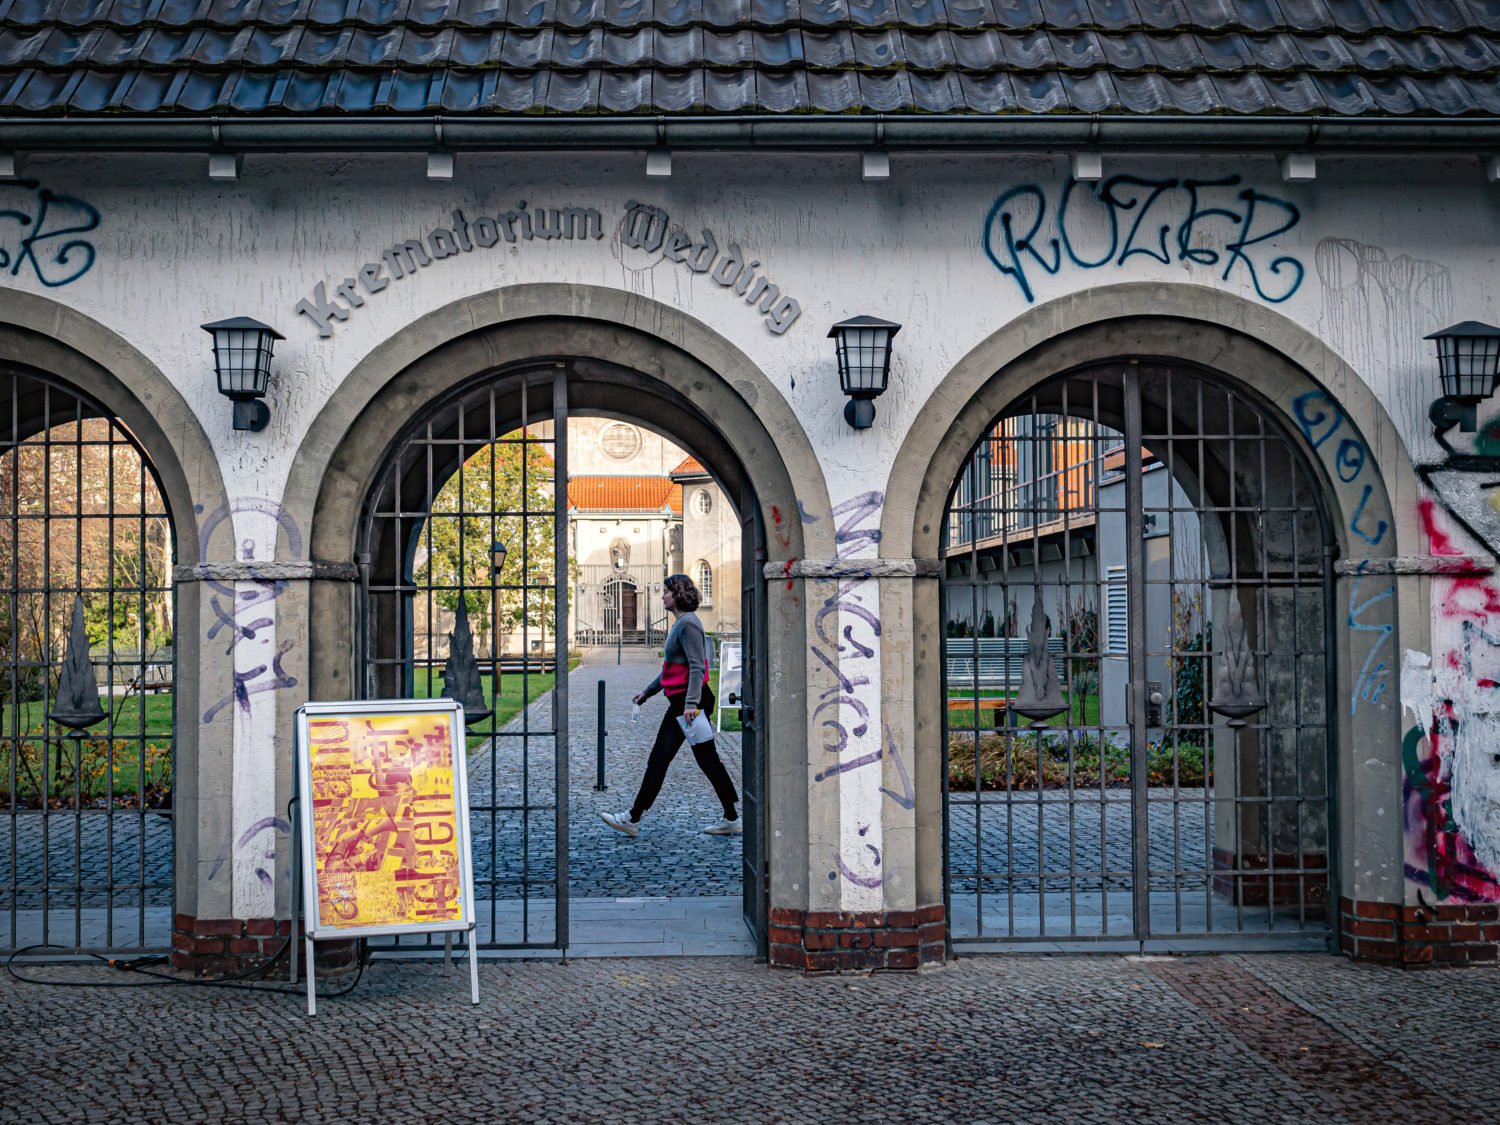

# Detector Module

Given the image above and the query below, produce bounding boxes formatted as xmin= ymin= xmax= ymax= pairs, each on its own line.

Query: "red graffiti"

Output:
xmin=1404 ymin=714 xmax=1500 ymax=902
xmin=770 ymin=504 xmax=792 ymax=550
xmin=783 ymin=557 xmax=796 ymax=590
xmin=1419 ymin=497 xmax=1462 ymax=556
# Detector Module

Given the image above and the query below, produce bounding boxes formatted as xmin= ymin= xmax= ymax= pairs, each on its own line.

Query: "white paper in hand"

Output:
xmin=676 ymin=711 xmax=715 ymax=746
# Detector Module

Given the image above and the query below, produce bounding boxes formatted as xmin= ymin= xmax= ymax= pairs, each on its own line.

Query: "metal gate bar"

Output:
xmin=1 ymin=370 xmax=175 ymax=954
xmin=360 ymin=370 xmax=569 ymax=950
xmin=944 ymin=364 xmax=1334 ymax=949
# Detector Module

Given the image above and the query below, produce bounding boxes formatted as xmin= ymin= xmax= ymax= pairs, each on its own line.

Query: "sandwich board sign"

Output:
xmin=717 ymin=641 xmax=742 ymax=732
xmin=294 ymin=698 xmax=477 ymax=1015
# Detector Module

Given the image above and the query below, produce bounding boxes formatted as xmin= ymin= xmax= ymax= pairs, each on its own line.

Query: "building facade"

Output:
xmin=3 ymin=1 xmax=1500 ymax=972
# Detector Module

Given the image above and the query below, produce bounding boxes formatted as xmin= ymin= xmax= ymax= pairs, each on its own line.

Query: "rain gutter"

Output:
xmin=2 ymin=113 xmax=1500 ymax=154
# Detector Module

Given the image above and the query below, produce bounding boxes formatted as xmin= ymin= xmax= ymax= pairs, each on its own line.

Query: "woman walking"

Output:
xmin=600 ymin=573 xmax=740 ymax=837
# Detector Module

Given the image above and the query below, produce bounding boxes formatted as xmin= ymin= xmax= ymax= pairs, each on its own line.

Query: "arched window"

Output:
xmin=696 ymin=560 xmax=713 ymax=606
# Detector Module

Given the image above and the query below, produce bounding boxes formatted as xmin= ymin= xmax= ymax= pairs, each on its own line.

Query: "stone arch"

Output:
xmin=0 ymin=289 xmax=233 ymax=931
xmin=885 ymin=283 xmax=1411 ymax=565
xmin=282 ymin=283 xmax=831 ymax=571
xmin=885 ymin=283 xmax=1414 ymax=924
xmin=283 ymin=284 xmax=832 ymax=934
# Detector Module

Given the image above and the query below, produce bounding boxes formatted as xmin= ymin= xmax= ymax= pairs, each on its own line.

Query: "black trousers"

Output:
xmin=629 ymin=682 xmax=739 ymax=822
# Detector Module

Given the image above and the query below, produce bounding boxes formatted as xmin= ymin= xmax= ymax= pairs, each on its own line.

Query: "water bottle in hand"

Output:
xmin=631 ymin=702 xmax=641 ymax=723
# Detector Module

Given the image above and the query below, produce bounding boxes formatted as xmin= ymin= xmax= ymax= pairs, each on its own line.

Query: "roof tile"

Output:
xmin=600 ymin=63 xmax=650 ymax=106
xmin=601 ymin=27 xmax=651 ymax=64
xmin=567 ymin=476 xmax=680 ymax=511
xmin=806 ymin=65 xmax=857 ymax=105
xmin=2 ymin=0 xmax=1497 ymax=119
xmin=803 ymin=28 xmax=854 ymax=65
xmin=950 ymin=28 xmax=1001 ymax=67
xmin=654 ymin=65 xmax=702 ymax=105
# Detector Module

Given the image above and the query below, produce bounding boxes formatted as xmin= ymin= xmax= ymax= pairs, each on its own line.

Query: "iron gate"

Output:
xmin=739 ymin=480 xmax=768 ymax=957
xmin=943 ymin=363 xmax=1335 ymax=950
xmin=357 ymin=365 xmax=769 ymax=952
xmin=361 ymin=371 xmax=570 ymax=950
xmin=1 ymin=367 xmax=175 ymax=954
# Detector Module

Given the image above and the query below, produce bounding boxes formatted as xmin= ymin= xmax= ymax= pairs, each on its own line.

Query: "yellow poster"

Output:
xmin=300 ymin=704 xmax=470 ymax=935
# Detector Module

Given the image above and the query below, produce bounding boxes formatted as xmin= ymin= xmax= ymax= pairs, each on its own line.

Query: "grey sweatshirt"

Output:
xmin=642 ymin=611 xmax=710 ymax=708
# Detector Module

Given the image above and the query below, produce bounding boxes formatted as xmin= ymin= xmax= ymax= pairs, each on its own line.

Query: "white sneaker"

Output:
xmin=600 ymin=811 xmax=639 ymax=837
xmin=703 ymin=817 xmax=741 ymax=836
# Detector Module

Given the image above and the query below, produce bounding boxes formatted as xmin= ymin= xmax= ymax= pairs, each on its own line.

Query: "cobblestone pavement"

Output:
xmin=465 ymin=648 xmax=744 ymax=905
xmin=1 ymin=953 xmax=1495 ymax=1124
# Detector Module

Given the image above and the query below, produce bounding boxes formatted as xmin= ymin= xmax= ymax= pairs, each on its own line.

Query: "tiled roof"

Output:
xmin=670 ymin=455 xmax=707 ymax=477
xmin=1 ymin=0 xmax=1498 ymax=116
xmin=568 ymin=474 xmax=682 ymax=512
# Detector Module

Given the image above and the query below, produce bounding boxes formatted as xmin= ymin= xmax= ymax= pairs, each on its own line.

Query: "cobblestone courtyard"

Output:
xmin=2 ymin=953 xmax=1495 ymax=1124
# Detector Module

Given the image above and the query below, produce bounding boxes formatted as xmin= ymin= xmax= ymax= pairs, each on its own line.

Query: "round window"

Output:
xmin=599 ymin=422 xmax=642 ymax=461
xmin=694 ymin=489 xmax=713 ymax=516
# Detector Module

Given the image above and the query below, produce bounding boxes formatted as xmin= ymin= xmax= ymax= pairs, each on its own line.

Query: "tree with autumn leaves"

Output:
xmin=413 ymin=431 xmax=563 ymax=656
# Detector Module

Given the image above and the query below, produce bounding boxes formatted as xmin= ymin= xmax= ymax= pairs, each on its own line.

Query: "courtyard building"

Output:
xmin=1 ymin=0 xmax=1499 ymax=973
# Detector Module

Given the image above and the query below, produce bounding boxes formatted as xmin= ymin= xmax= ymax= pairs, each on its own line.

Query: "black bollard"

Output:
xmin=594 ymin=678 xmax=608 ymax=791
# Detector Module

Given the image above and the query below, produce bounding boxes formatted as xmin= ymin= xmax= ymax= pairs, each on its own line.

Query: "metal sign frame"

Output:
xmin=293 ymin=697 xmax=478 ymax=1013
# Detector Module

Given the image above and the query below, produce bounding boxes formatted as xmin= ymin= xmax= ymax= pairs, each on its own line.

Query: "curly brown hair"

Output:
xmin=663 ymin=572 xmax=701 ymax=612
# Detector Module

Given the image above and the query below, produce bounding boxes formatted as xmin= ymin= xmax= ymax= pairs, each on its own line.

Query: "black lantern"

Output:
xmin=1426 ymin=321 xmax=1500 ymax=447
xmin=829 ymin=315 xmax=901 ymax=430
xmin=490 ymin=540 xmax=508 ymax=575
xmin=203 ymin=317 xmax=283 ymax=432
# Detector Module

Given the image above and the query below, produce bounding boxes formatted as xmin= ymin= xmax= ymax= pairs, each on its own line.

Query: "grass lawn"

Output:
xmin=0 ymin=656 xmax=587 ymax=799
xmin=946 ymin=689 xmax=1101 ymax=729
xmin=411 ymin=656 xmax=582 ymax=750
xmin=1 ymin=692 xmax=175 ymax=806
xmin=708 ymin=669 xmax=741 ymax=733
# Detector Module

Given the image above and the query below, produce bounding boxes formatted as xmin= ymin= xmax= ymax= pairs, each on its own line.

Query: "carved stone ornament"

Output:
xmin=1209 ymin=596 xmax=1264 ymax=725
xmin=49 ymin=594 xmax=107 ymax=735
xmin=441 ymin=598 xmax=493 ymax=728
xmin=1012 ymin=595 xmax=1066 ymax=723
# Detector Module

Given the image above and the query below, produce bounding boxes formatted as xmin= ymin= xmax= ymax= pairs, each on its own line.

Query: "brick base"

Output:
xmin=1212 ymin=848 xmax=1328 ymax=912
xmin=1339 ymin=897 xmax=1500 ymax=967
xmin=767 ymin=905 xmax=947 ymax=971
xmin=170 ymin=914 xmax=359 ymax=977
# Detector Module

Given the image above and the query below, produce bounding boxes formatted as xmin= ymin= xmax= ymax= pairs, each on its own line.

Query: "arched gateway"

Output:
xmin=0 ymin=298 xmax=223 ymax=957
xmin=943 ymin=361 xmax=1339 ymax=947
xmin=289 ymin=288 xmax=829 ymax=956
xmin=886 ymin=287 xmax=1409 ymax=957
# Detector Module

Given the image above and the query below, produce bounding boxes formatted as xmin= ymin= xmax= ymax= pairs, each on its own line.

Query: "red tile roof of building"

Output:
xmin=568 ymin=476 xmax=682 ymax=515
xmin=670 ymin=456 xmax=708 ymax=478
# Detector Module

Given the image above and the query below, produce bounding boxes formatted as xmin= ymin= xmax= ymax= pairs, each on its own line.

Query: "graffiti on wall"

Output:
xmin=1314 ymin=237 xmax=1453 ymax=449
xmin=1399 ymin=499 xmax=1500 ymax=903
xmin=1 ymin=180 xmax=100 ymax=288
xmin=982 ymin=174 xmax=1304 ymax=305
xmin=1290 ymin=390 xmax=1390 ymax=550
xmin=196 ymin=497 xmax=302 ymax=723
xmin=802 ymin=491 xmax=916 ymax=896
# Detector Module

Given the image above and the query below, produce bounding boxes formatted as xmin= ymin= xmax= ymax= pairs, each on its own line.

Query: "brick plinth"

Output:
xmin=1212 ymin=848 xmax=1328 ymax=912
xmin=1339 ymin=897 xmax=1500 ymax=967
xmin=767 ymin=905 xmax=947 ymax=971
xmin=171 ymin=914 xmax=358 ymax=977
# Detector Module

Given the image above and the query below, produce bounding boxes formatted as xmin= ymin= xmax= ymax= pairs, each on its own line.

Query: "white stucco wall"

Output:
xmin=6 ymin=147 xmax=1499 ymax=914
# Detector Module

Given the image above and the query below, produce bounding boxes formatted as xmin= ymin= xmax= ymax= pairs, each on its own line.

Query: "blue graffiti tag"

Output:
xmin=1291 ymin=390 xmax=1388 ymax=548
xmin=1348 ymin=563 xmax=1394 ymax=715
xmin=0 ymin=180 xmax=101 ymax=288
xmin=983 ymin=175 xmax=1304 ymax=305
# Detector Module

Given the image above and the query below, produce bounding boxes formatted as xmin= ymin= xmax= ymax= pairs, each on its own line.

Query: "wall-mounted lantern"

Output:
xmin=202 ymin=316 xmax=283 ymax=432
xmin=829 ymin=315 xmax=901 ymax=430
xmin=1426 ymin=320 xmax=1500 ymax=454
